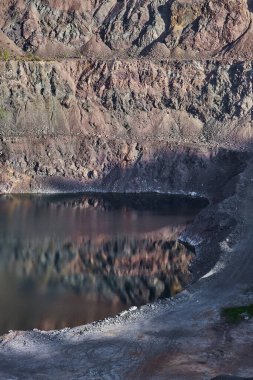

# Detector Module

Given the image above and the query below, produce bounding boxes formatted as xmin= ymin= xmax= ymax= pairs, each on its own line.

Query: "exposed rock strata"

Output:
xmin=0 ymin=0 xmax=253 ymax=195
xmin=0 ymin=0 xmax=253 ymax=60
xmin=0 ymin=59 xmax=251 ymax=195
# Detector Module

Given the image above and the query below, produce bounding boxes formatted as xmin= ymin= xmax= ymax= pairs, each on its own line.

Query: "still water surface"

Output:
xmin=0 ymin=194 xmax=207 ymax=334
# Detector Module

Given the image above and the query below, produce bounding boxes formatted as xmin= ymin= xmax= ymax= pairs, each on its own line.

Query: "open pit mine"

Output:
xmin=0 ymin=1 xmax=253 ymax=379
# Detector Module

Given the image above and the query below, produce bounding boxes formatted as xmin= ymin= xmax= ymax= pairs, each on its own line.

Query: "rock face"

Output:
xmin=1 ymin=60 xmax=252 ymax=140
xmin=0 ymin=59 xmax=250 ymax=195
xmin=0 ymin=0 xmax=252 ymax=59
xmin=0 ymin=0 xmax=252 ymax=195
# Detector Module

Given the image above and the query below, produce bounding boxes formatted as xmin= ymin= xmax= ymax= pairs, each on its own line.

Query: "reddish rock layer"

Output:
xmin=0 ymin=0 xmax=252 ymax=60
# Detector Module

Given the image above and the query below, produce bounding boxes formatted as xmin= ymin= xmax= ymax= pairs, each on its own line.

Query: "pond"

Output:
xmin=0 ymin=193 xmax=208 ymax=334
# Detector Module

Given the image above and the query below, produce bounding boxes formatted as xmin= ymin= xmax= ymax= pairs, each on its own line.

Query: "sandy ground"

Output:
xmin=0 ymin=157 xmax=253 ymax=379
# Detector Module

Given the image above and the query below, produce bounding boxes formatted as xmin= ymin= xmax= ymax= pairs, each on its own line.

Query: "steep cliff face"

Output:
xmin=0 ymin=0 xmax=252 ymax=194
xmin=0 ymin=59 xmax=250 ymax=194
xmin=0 ymin=0 xmax=252 ymax=59
xmin=1 ymin=60 xmax=252 ymax=140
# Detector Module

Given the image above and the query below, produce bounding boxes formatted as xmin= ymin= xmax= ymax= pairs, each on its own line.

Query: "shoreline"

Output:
xmin=0 ymin=153 xmax=252 ymax=379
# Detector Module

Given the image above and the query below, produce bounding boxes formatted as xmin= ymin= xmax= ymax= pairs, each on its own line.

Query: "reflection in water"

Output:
xmin=0 ymin=194 xmax=207 ymax=334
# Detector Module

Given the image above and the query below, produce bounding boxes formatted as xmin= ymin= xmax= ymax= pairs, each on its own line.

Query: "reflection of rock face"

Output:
xmin=0 ymin=193 xmax=202 ymax=333
xmin=2 ymin=237 xmax=193 ymax=306
xmin=0 ymin=194 xmax=207 ymax=239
